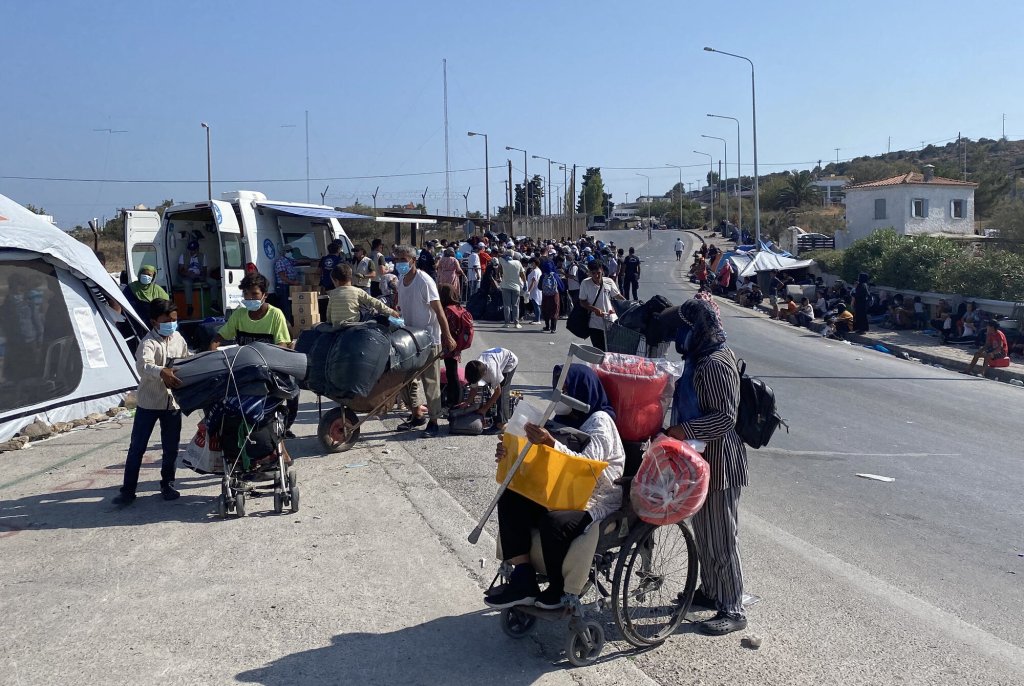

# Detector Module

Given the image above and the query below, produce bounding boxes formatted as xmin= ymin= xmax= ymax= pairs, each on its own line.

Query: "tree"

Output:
xmin=988 ymin=198 xmax=1024 ymax=254
xmin=705 ymin=171 xmax=720 ymax=187
xmin=774 ymin=171 xmax=820 ymax=209
xmin=513 ymin=175 xmax=544 ymax=216
xmin=24 ymin=203 xmax=47 ymax=215
xmin=576 ymin=167 xmax=605 ymax=216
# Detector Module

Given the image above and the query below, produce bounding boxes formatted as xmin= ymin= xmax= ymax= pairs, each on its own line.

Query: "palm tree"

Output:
xmin=774 ymin=171 xmax=821 ymax=209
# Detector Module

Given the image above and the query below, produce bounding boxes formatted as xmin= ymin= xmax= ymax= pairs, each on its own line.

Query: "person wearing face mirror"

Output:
xmin=662 ymin=298 xmax=748 ymax=637
xmin=208 ymin=273 xmax=299 ymax=435
xmin=112 ymin=298 xmax=191 ymax=507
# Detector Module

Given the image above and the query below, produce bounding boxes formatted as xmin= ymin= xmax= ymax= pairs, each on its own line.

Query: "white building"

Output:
xmin=840 ymin=165 xmax=976 ymax=245
xmin=811 ymin=175 xmax=850 ymax=205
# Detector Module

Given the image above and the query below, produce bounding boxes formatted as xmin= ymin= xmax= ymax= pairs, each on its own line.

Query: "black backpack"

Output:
xmin=735 ymin=359 xmax=787 ymax=449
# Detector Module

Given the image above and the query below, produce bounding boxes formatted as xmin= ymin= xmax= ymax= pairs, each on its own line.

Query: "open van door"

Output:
xmin=123 ymin=209 xmax=166 ymax=289
xmin=210 ymin=199 xmax=246 ymax=310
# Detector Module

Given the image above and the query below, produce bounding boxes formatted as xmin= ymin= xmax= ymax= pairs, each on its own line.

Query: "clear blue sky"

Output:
xmin=3 ymin=0 xmax=1023 ymax=226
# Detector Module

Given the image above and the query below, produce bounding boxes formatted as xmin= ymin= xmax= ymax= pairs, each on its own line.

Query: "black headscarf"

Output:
xmin=671 ymin=298 xmax=728 ymax=361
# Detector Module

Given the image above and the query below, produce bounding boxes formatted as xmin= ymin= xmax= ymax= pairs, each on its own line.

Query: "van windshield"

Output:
xmin=282 ymin=232 xmax=319 ymax=260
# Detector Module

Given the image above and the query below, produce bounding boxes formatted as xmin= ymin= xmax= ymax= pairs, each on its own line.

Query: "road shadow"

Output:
xmin=0 ymin=473 xmax=221 ymax=534
xmin=235 ymin=608 xmax=656 ymax=685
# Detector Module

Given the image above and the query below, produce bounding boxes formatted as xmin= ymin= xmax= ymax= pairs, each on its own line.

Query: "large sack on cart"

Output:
xmin=171 ymin=342 xmax=308 ymax=385
xmin=388 ymin=327 xmax=434 ymax=371
xmin=325 ymin=324 xmax=392 ymax=398
xmin=591 ymin=353 xmax=680 ymax=441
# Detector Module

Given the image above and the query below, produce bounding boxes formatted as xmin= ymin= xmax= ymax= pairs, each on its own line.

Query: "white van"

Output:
xmin=123 ymin=190 xmax=355 ymax=315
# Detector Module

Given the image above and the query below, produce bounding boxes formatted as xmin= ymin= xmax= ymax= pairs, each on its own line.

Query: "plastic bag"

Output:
xmin=592 ymin=353 xmax=681 ymax=441
xmin=630 ymin=434 xmax=709 ymax=525
xmin=180 ymin=422 xmax=224 ymax=475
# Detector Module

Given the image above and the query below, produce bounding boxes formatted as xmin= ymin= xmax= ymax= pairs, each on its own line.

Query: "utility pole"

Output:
xmin=305 ymin=110 xmax=310 ymax=202
xmin=507 ymin=160 xmax=514 ymax=217
xmin=1003 ymin=113 xmax=1007 ymax=141
xmin=372 ymin=186 xmax=379 ymax=213
xmin=442 ymin=59 xmax=451 ymax=216
xmin=835 ymin=147 xmax=840 ymax=166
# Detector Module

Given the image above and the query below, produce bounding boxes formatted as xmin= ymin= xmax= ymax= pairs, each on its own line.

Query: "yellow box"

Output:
xmin=291 ymin=289 xmax=318 ymax=304
xmin=496 ymin=434 xmax=607 ymax=510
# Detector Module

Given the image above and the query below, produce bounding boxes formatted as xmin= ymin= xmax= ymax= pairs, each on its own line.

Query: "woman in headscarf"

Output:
xmin=663 ymin=297 xmax=749 ymax=637
xmin=122 ymin=265 xmax=170 ymax=321
xmin=437 ymin=247 xmax=465 ymax=300
xmin=853 ymin=272 xmax=870 ymax=333
xmin=538 ymin=259 xmax=565 ymax=333
xmin=486 ymin=365 xmax=625 ymax=611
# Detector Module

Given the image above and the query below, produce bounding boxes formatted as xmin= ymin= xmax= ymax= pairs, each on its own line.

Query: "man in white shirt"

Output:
xmin=463 ymin=347 xmax=519 ymax=430
xmin=393 ymin=245 xmax=456 ymax=437
xmin=526 ymin=258 xmax=542 ymax=324
xmin=498 ymin=251 xmax=525 ymax=328
xmin=369 ymin=238 xmax=388 ymax=298
xmin=352 ymin=245 xmax=376 ymax=293
xmin=675 ymin=237 xmax=685 ymax=261
xmin=578 ymin=261 xmax=624 ymax=351
xmin=466 ymin=244 xmax=482 ymax=299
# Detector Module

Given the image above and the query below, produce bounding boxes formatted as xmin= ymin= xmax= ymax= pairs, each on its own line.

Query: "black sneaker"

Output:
xmin=698 ymin=611 xmax=747 ymax=636
xmin=284 ymin=430 xmax=297 ymax=439
xmin=111 ymin=492 xmax=136 ymax=507
xmin=161 ymin=485 xmax=181 ymax=501
xmin=421 ymin=422 xmax=440 ymax=438
xmin=534 ymin=587 xmax=565 ymax=610
xmin=396 ymin=415 xmax=427 ymax=431
xmin=484 ymin=583 xmax=539 ymax=609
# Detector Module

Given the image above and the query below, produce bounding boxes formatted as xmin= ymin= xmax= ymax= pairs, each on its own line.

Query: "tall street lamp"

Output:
xmin=552 ymin=161 xmax=567 ymax=215
xmin=701 ymin=134 xmax=728 ymax=226
xmin=665 ymin=164 xmax=684 ymax=229
xmin=635 ymin=173 xmax=651 ymax=224
xmin=505 ymin=146 xmax=528 ymax=218
xmin=532 ymin=155 xmax=553 ymax=216
xmin=705 ymin=46 xmax=761 ymax=247
xmin=707 ymin=113 xmax=742 ymax=231
xmin=693 ymin=150 xmax=714 ymax=229
xmin=200 ymin=122 xmax=212 ymax=202
xmin=467 ymin=131 xmax=490 ymax=223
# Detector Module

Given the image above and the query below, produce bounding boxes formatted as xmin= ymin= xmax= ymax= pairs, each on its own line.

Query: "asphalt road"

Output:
xmin=406 ymin=228 xmax=1024 ymax=684
xmin=2 ymin=230 xmax=1022 ymax=685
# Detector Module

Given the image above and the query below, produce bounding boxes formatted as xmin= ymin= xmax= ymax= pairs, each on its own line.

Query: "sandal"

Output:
xmin=699 ymin=611 xmax=747 ymax=636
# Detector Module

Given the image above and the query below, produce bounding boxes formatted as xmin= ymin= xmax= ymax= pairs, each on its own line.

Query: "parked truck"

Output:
xmin=123 ymin=191 xmax=357 ymax=316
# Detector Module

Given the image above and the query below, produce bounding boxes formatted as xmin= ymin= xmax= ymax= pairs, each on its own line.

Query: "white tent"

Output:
xmin=736 ymin=250 xmax=814 ymax=278
xmin=0 ymin=194 xmax=146 ymax=442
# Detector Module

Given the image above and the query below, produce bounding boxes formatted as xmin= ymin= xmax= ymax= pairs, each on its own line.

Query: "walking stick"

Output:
xmin=467 ymin=343 xmax=605 ymax=545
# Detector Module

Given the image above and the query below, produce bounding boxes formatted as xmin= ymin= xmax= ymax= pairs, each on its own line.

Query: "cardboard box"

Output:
xmin=294 ymin=302 xmax=318 ymax=318
xmin=304 ymin=270 xmax=321 ymax=286
xmin=293 ymin=313 xmax=320 ymax=330
xmin=291 ymin=289 xmax=318 ymax=303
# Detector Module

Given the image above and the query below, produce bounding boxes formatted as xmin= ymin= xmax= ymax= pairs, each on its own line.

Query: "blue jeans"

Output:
xmin=532 ymin=300 xmax=541 ymax=323
xmin=121 ymin=407 xmax=182 ymax=496
xmin=501 ymin=287 xmax=520 ymax=325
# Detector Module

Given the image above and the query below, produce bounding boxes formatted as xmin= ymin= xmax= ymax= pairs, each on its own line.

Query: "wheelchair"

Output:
xmin=487 ymin=440 xmax=699 ymax=666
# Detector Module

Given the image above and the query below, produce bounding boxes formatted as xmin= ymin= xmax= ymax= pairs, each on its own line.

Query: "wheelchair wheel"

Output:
xmin=566 ymin=620 xmax=604 ymax=667
xmin=499 ymin=607 xmax=536 ymax=639
xmin=317 ymin=407 xmax=360 ymax=453
xmin=612 ymin=521 xmax=697 ymax=647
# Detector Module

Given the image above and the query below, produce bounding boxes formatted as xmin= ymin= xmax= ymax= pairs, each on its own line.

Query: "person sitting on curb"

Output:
xmin=325 ymin=263 xmax=397 ymax=325
xmin=463 ymin=347 xmax=519 ymax=432
xmin=826 ymin=303 xmax=855 ymax=340
xmin=967 ymin=320 xmax=1008 ymax=377
xmin=779 ymin=295 xmax=799 ymax=322
xmin=791 ymin=297 xmax=815 ymax=328
xmin=112 ymin=298 xmax=190 ymax=507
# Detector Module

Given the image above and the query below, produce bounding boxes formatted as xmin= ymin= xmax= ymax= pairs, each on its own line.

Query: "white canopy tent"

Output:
xmin=0 ymin=194 xmax=146 ymax=441
xmin=735 ymin=250 xmax=814 ymax=278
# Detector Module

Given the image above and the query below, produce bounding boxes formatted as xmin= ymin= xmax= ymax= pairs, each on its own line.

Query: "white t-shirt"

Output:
xmin=397 ymin=270 xmax=441 ymax=345
xmin=499 ymin=258 xmax=524 ymax=292
xmin=353 ymin=256 xmax=374 ymax=288
xmin=467 ymin=252 xmax=481 ymax=282
xmin=478 ymin=347 xmax=519 ymax=387
xmin=527 ymin=267 xmax=542 ymax=305
xmin=674 ymin=239 xmax=685 ymax=252
xmin=579 ymin=276 xmax=621 ymax=329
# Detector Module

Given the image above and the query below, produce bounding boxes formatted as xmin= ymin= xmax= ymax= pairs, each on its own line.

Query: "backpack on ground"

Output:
xmin=735 ymin=359 xmax=788 ymax=449
xmin=540 ymin=272 xmax=559 ymax=296
xmin=447 ymin=305 xmax=475 ymax=353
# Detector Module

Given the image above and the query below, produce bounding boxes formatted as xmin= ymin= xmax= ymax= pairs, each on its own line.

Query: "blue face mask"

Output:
xmin=395 ymin=261 xmax=411 ymax=277
xmin=157 ymin=321 xmax=178 ymax=336
xmin=242 ymin=298 xmax=263 ymax=311
xmin=139 ymin=274 xmax=153 ymax=285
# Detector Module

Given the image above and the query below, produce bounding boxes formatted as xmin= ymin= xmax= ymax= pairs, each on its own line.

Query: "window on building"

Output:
xmin=911 ymin=199 xmax=927 ymax=218
xmin=0 ymin=259 xmax=84 ymax=412
xmin=951 ymin=199 xmax=965 ymax=218
xmin=874 ymin=198 xmax=886 ymax=220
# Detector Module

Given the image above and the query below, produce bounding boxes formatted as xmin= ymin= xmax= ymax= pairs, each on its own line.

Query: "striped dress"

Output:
xmin=675 ymin=347 xmax=748 ymax=491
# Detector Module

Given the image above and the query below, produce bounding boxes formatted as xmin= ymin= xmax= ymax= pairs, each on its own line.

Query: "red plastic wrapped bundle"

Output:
xmin=594 ymin=353 xmax=679 ymax=441
xmin=631 ymin=435 xmax=709 ymax=525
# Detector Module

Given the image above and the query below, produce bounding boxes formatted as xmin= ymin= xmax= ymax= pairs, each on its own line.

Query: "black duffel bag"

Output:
xmin=388 ymin=327 xmax=434 ymax=371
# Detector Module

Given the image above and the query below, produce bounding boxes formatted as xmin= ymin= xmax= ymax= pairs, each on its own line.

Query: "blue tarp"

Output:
xmin=257 ymin=202 xmax=373 ymax=220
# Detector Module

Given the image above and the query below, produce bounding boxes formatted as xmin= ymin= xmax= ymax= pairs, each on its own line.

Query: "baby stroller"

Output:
xmin=207 ymin=391 xmax=299 ymax=518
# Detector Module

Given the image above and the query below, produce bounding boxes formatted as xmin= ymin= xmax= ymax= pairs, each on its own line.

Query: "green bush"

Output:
xmin=812 ymin=228 xmax=1024 ymax=300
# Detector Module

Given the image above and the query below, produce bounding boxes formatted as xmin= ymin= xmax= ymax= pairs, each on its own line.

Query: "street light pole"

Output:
xmin=707 ymin=113 xmax=742 ymax=231
xmin=693 ymin=150 xmax=714 ymax=229
xmin=467 ymin=131 xmax=490 ymax=223
xmin=702 ymin=134 xmax=728 ymax=226
xmin=506 ymin=146 xmax=528 ymax=218
xmin=552 ymin=162 xmax=567 ymax=215
xmin=665 ymin=164 xmax=683 ymax=229
xmin=200 ymin=122 xmax=212 ymax=202
xmin=705 ymin=47 xmax=760 ymax=247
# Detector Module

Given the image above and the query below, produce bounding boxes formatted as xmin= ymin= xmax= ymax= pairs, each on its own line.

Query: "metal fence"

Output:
xmin=492 ymin=215 xmax=589 ymax=242
xmin=797 ymin=234 xmax=836 ymax=254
